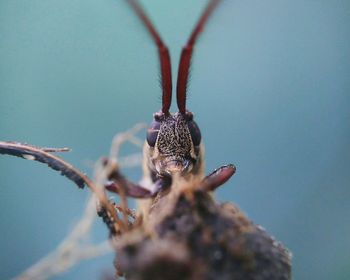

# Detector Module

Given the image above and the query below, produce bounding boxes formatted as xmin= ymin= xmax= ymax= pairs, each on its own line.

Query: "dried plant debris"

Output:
xmin=2 ymin=125 xmax=145 ymax=280
xmin=116 ymin=190 xmax=292 ymax=280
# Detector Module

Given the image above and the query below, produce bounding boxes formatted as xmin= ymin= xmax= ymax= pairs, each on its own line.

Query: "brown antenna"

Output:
xmin=127 ymin=0 xmax=172 ymax=114
xmin=176 ymin=0 xmax=221 ymax=114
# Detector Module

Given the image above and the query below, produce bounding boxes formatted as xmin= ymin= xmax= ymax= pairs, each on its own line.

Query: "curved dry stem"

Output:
xmin=14 ymin=195 xmax=112 ymax=280
xmin=109 ymin=123 xmax=147 ymax=159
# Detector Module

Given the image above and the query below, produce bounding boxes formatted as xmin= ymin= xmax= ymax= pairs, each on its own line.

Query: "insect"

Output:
xmin=0 ymin=0 xmax=234 ymax=233
xmin=105 ymin=0 xmax=236 ymax=214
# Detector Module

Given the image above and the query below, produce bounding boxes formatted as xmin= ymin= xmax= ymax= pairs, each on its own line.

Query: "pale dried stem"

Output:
xmin=13 ymin=123 xmax=146 ymax=280
xmin=14 ymin=196 xmax=111 ymax=280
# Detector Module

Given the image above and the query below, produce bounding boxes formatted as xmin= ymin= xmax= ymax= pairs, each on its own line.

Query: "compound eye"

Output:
xmin=146 ymin=121 xmax=161 ymax=147
xmin=187 ymin=120 xmax=201 ymax=146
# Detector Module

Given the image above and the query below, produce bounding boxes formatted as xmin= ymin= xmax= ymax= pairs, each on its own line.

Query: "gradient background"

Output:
xmin=0 ymin=0 xmax=349 ymax=279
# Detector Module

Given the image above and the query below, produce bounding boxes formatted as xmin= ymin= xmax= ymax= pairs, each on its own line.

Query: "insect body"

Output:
xmin=146 ymin=111 xmax=202 ymax=178
xmin=106 ymin=0 xmax=236 ymax=208
xmin=144 ymin=111 xmax=204 ymax=191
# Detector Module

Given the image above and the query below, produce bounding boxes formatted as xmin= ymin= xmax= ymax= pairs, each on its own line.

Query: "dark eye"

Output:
xmin=146 ymin=120 xmax=161 ymax=147
xmin=187 ymin=120 xmax=201 ymax=146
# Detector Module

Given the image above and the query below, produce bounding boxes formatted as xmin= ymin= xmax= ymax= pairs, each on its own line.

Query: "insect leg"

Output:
xmin=105 ymin=176 xmax=168 ymax=198
xmin=0 ymin=141 xmax=129 ymax=234
xmin=202 ymin=164 xmax=236 ymax=191
xmin=0 ymin=141 xmax=87 ymax=188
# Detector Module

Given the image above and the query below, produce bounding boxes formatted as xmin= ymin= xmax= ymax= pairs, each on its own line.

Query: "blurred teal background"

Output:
xmin=1 ymin=0 xmax=349 ymax=279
